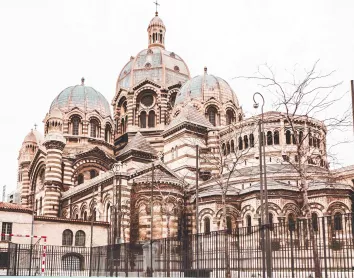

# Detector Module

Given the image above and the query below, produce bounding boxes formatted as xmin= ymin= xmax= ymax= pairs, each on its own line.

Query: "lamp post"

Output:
xmin=110 ymin=162 xmax=123 ymax=276
xmin=253 ymin=92 xmax=272 ymax=278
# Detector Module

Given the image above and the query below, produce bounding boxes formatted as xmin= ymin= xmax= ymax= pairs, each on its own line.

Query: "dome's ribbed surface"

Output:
xmin=118 ymin=47 xmax=190 ymax=88
xmin=175 ymin=73 xmax=239 ymax=107
xmin=50 ymin=84 xmax=111 ymax=117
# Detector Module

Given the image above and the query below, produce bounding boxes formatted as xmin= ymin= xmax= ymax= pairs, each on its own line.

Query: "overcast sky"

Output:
xmin=1 ymin=0 xmax=354 ymax=196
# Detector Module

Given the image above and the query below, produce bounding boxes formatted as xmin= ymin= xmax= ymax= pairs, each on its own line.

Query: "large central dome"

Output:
xmin=117 ymin=13 xmax=190 ymax=90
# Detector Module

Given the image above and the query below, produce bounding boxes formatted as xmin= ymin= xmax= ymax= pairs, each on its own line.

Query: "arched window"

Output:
xmin=72 ymin=116 xmax=80 ymax=135
xmin=148 ymin=111 xmax=155 ymax=128
xmin=274 ymin=130 xmax=280 ymax=145
xmin=140 ymin=111 xmax=147 ymax=128
xmin=286 ymin=130 xmax=291 ymax=144
xmin=83 ymin=211 xmax=87 ymax=221
xmin=204 ymin=217 xmax=210 ymax=234
xmin=244 ymin=135 xmax=249 ymax=149
xmin=288 ymin=214 xmax=296 ymax=232
xmin=226 ymin=110 xmax=235 ymax=125
xmin=35 ymin=199 xmax=38 ymax=214
xmin=62 ymin=254 xmax=83 ymax=271
xmin=269 ymin=213 xmax=274 ymax=231
xmin=62 ymin=229 xmax=73 ymax=246
xmin=171 ymin=147 xmax=175 ymax=160
xmin=231 ymin=140 xmax=235 ymax=152
xmin=250 ymin=134 xmax=255 ymax=147
xmin=75 ymin=230 xmax=86 ymax=246
xmin=299 ymin=131 xmax=303 ymax=144
xmin=105 ymin=125 xmax=112 ymax=143
xmin=226 ymin=142 xmax=231 ymax=155
xmin=90 ymin=119 xmax=100 ymax=138
xmin=222 ymin=143 xmax=226 ymax=156
xmin=78 ymin=174 xmax=84 ymax=185
xmin=309 ymin=133 xmax=313 ymax=147
xmin=267 ymin=131 xmax=273 ymax=145
xmin=238 ymin=137 xmax=243 ymax=150
xmin=207 ymin=107 xmax=217 ymax=126
xmin=312 ymin=213 xmax=318 ymax=232
xmin=260 ymin=132 xmax=265 ymax=146
xmin=90 ymin=170 xmax=97 ymax=179
xmin=91 ymin=209 xmax=97 ymax=221
xmin=246 ymin=215 xmax=252 ymax=234
xmin=75 ymin=214 xmax=78 ymax=219
xmin=334 ymin=213 xmax=342 ymax=231
xmin=39 ymin=197 xmax=42 ymax=216
xmin=314 ymin=136 xmax=318 ymax=148
xmin=106 ymin=203 xmax=111 ymax=222
xmin=226 ymin=216 xmax=232 ymax=234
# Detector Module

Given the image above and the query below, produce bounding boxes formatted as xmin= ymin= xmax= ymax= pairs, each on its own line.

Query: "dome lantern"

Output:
xmin=148 ymin=12 xmax=166 ymax=49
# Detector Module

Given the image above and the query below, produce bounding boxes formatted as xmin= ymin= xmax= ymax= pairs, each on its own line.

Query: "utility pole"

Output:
xmin=258 ymin=120 xmax=266 ymax=277
xmin=89 ymin=186 xmax=95 ymax=277
xmin=254 ymin=92 xmax=272 ymax=278
xmin=150 ymin=163 xmax=155 ymax=277
xmin=351 ymin=80 xmax=354 ymax=133
xmin=195 ymin=145 xmax=199 ymax=278
xmin=2 ymin=185 xmax=6 ymax=202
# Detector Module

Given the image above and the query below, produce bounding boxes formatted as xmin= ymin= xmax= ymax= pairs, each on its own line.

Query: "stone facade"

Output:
xmin=15 ymin=12 xmax=354 ymax=246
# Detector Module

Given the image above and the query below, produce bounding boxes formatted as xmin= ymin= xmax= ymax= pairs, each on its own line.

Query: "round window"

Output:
xmin=141 ymin=95 xmax=154 ymax=107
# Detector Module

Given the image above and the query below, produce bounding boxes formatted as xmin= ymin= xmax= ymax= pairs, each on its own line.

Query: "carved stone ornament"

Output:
xmin=43 ymin=140 xmax=65 ymax=151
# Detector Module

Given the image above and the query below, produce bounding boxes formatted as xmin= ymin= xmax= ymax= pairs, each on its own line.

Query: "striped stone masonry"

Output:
xmin=43 ymin=185 xmax=61 ymax=217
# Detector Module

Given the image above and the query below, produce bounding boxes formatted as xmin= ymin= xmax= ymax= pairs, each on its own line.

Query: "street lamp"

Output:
xmin=111 ymin=162 xmax=124 ymax=245
xmin=109 ymin=162 xmax=124 ymax=277
xmin=253 ymin=92 xmax=272 ymax=278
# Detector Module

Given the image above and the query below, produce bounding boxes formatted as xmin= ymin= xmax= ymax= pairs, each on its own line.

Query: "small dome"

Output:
xmin=148 ymin=13 xmax=165 ymax=29
xmin=48 ymin=107 xmax=63 ymax=120
xmin=175 ymin=71 xmax=239 ymax=107
xmin=23 ymin=129 xmax=43 ymax=145
xmin=50 ymin=79 xmax=111 ymax=117
xmin=118 ymin=47 xmax=190 ymax=88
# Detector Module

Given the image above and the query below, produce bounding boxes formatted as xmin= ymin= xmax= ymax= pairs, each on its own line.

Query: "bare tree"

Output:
xmin=237 ymin=60 xmax=352 ymax=278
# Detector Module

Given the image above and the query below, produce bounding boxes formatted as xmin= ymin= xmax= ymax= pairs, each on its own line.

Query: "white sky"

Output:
xmin=1 ymin=0 xmax=354 ymax=195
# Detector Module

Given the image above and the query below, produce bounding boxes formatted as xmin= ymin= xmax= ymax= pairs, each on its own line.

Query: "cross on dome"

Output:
xmin=153 ymin=0 xmax=160 ymax=16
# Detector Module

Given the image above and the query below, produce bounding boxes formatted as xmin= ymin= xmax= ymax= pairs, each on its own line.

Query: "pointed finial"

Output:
xmin=81 ymin=77 xmax=85 ymax=85
xmin=204 ymin=66 xmax=208 ymax=74
xmin=153 ymin=0 xmax=160 ymax=16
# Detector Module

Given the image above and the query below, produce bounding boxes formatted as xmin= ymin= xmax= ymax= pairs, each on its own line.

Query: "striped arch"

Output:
xmin=80 ymin=202 xmax=88 ymax=219
xmin=282 ymin=202 xmax=301 ymax=217
xmin=215 ymin=205 xmax=240 ymax=222
xmin=241 ymin=205 xmax=254 ymax=218
xmin=134 ymin=85 xmax=159 ymax=105
xmin=256 ymin=202 xmax=282 ymax=216
xmin=309 ymin=202 xmax=325 ymax=216
xmin=65 ymin=108 xmax=85 ymax=122
xmin=327 ymin=201 xmax=350 ymax=215
xmin=72 ymin=205 xmax=79 ymax=219
xmin=71 ymin=161 xmax=111 ymax=184
xmin=30 ymin=161 xmax=46 ymax=192
xmin=198 ymin=208 xmax=215 ymax=223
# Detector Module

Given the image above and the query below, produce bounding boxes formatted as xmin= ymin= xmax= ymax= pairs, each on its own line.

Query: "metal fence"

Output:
xmin=2 ymin=213 xmax=354 ymax=277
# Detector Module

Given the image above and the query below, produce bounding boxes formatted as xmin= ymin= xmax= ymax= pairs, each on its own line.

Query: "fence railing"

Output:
xmin=2 ymin=213 xmax=354 ymax=277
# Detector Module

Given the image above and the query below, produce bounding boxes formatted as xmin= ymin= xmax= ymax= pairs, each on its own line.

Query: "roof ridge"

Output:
xmin=119 ymin=132 xmax=157 ymax=156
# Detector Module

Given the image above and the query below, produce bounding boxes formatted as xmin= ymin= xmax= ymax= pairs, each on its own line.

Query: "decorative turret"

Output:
xmin=148 ymin=12 xmax=166 ymax=49
xmin=18 ymin=128 xmax=43 ymax=206
xmin=42 ymin=108 xmax=66 ymax=217
xmin=44 ymin=107 xmax=63 ymax=134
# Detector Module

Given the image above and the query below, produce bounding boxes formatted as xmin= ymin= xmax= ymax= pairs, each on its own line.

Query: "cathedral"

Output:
xmin=16 ymin=11 xmax=354 ymax=245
